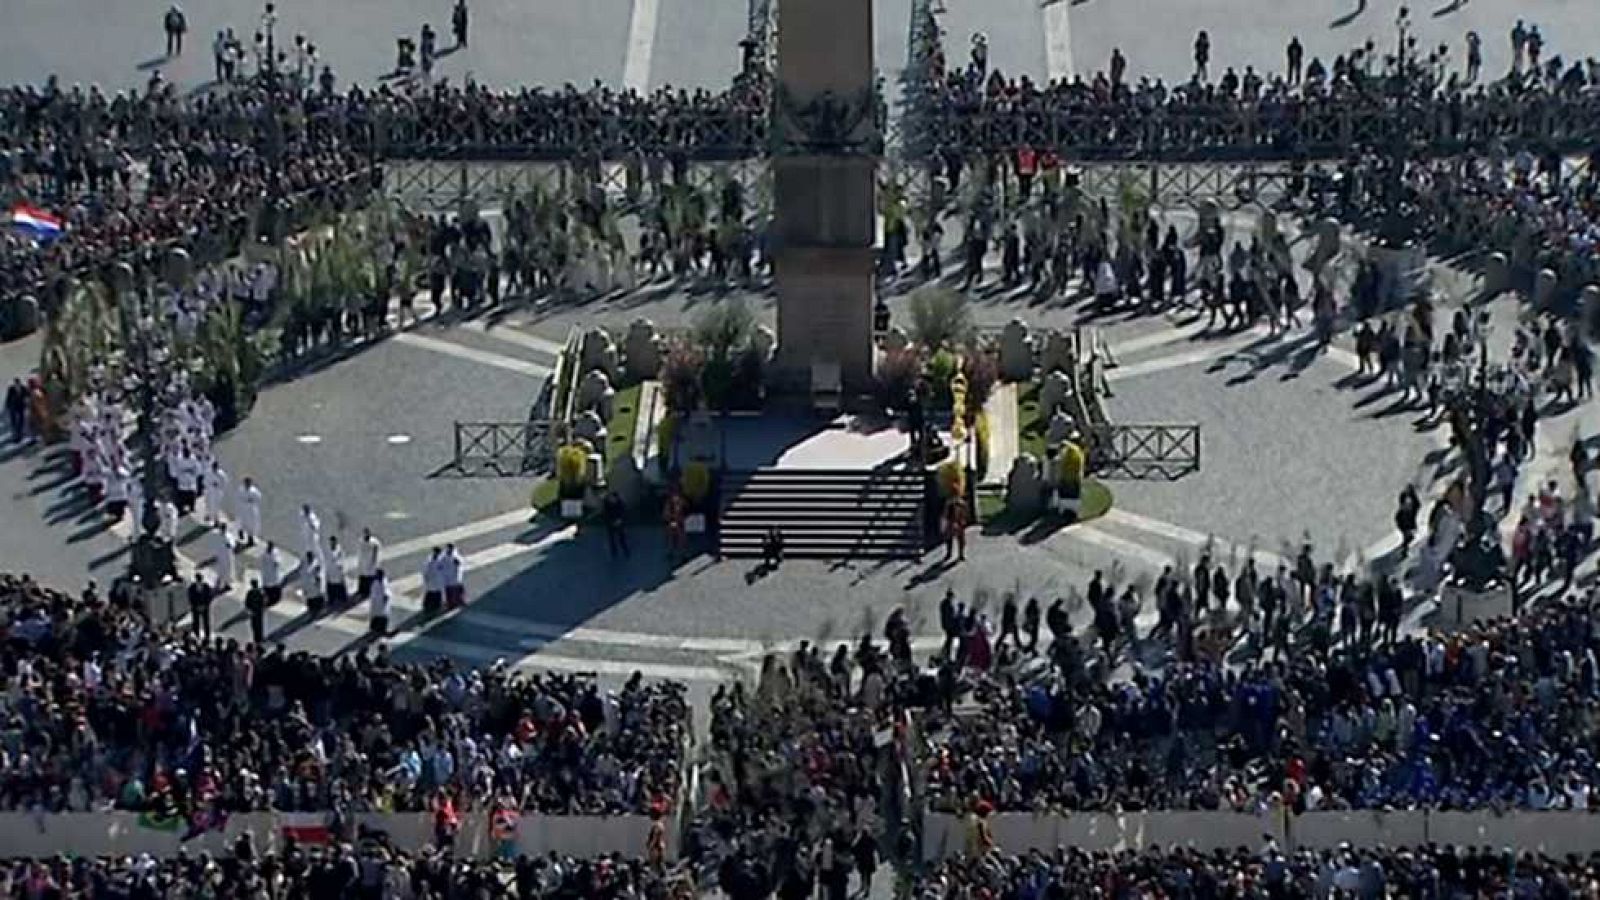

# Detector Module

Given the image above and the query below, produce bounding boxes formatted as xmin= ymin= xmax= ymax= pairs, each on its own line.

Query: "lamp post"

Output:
xmin=111 ymin=263 xmax=178 ymax=589
xmin=1376 ymin=6 xmax=1418 ymax=254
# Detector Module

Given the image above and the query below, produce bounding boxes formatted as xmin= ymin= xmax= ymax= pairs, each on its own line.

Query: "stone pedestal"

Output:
xmin=771 ymin=0 xmax=878 ymax=395
xmin=1483 ymin=252 xmax=1510 ymax=298
xmin=1370 ymin=244 xmax=1428 ymax=308
xmin=1583 ymin=285 xmax=1600 ymax=342
xmin=1437 ymin=582 xmax=1513 ymax=629
xmin=774 ymin=246 xmax=875 ymax=391
xmin=1534 ymin=268 xmax=1558 ymax=311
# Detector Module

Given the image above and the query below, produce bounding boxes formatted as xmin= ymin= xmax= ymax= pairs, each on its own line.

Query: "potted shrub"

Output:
xmin=875 ymin=345 xmax=922 ymax=414
xmin=729 ymin=344 xmax=766 ymax=413
xmin=927 ymin=349 xmax=959 ymax=418
xmin=681 ymin=462 xmax=712 ymax=533
xmin=556 ymin=444 xmax=590 ymax=519
xmin=1054 ymin=441 xmax=1085 ymax=517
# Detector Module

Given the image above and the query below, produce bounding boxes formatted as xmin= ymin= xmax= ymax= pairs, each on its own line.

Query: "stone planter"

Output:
xmin=1049 ymin=493 xmax=1081 ymax=517
xmin=560 ymin=499 xmax=585 ymax=520
xmin=684 ymin=513 xmax=707 ymax=534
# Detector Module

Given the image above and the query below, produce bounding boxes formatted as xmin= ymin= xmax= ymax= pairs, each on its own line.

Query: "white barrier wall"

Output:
xmin=1428 ymin=812 xmax=1600 ymax=856
xmin=0 ymin=812 xmax=665 ymax=860
xmin=922 ymin=811 xmax=1286 ymax=862
xmin=922 ymin=810 xmax=1600 ymax=860
xmin=1290 ymin=811 xmax=1429 ymax=850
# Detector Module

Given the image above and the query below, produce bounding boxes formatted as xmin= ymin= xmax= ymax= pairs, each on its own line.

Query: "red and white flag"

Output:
xmin=279 ymin=812 xmax=332 ymax=845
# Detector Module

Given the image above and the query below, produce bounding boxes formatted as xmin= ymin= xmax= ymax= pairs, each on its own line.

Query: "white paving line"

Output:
xmin=457 ymin=321 xmax=565 ymax=359
xmin=1059 ymin=523 xmax=1174 ymax=570
xmin=318 ymin=620 xmax=734 ymax=682
xmin=621 ymin=0 xmax=661 ymax=92
xmin=1102 ymin=508 xmax=1290 ymax=570
xmin=377 ymin=508 xmax=537 ymax=563
xmin=1109 ymin=322 xmax=1211 ymax=359
xmin=1105 ymin=340 xmax=1242 ymax=382
xmin=1042 ymin=0 xmax=1076 ymax=82
xmin=391 ymin=332 xmax=551 ymax=377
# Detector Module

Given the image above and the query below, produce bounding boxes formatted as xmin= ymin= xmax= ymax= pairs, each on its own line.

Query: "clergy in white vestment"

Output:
xmin=326 ymin=536 xmax=350 ymax=607
xmin=260 ymin=543 xmax=284 ymax=605
xmin=369 ymin=569 xmax=392 ymax=635
xmin=357 ymin=529 xmax=382 ymax=600
xmin=237 ymin=478 xmax=263 ymax=548
xmin=300 ymin=505 xmax=322 ymax=564
xmin=209 ymin=523 xmax=236 ymax=590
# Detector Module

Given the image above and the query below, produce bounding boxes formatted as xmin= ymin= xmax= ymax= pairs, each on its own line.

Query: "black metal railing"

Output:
xmin=1089 ymin=423 xmax=1201 ymax=480
xmin=452 ymin=420 xmax=553 ymax=476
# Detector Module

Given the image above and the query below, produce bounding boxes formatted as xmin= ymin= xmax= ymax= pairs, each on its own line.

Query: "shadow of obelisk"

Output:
xmin=770 ymin=0 xmax=880 ymax=396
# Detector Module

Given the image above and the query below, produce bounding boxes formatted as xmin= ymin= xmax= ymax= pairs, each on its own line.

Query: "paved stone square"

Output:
xmin=4 ymin=0 xmax=1600 ymax=699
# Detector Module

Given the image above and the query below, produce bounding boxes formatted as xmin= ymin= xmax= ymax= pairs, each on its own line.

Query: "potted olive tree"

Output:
xmin=681 ymin=462 xmax=712 ymax=534
xmin=1053 ymin=440 xmax=1085 ymax=517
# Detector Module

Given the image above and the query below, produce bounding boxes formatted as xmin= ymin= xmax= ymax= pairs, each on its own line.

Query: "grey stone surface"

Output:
xmin=999 ymin=318 xmax=1035 ymax=381
xmin=1535 ymin=268 xmax=1558 ymax=311
xmin=622 ymin=319 xmax=662 ymax=384
xmin=1484 ymin=251 xmax=1511 ymax=297
xmin=1039 ymin=330 xmax=1075 ymax=376
xmin=572 ymin=409 xmax=607 ymax=445
xmin=580 ymin=328 xmax=619 ymax=379
xmin=575 ymin=369 xmax=616 ymax=419
xmin=1005 ymin=453 xmax=1046 ymax=516
xmin=1045 ymin=409 xmax=1077 ymax=446
xmin=1038 ymin=370 xmax=1073 ymax=418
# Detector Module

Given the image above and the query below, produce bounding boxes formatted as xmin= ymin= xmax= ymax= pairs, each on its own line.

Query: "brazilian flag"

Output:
xmin=137 ymin=810 xmax=182 ymax=833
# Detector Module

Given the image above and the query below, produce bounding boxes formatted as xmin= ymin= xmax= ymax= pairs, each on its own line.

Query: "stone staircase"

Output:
xmin=718 ymin=468 xmax=929 ymax=559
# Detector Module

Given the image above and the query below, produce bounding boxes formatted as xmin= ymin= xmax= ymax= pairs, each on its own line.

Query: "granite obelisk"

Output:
xmin=771 ymin=0 xmax=880 ymax=393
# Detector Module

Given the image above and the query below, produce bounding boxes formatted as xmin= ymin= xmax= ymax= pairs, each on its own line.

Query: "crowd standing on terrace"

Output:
xmin=0 ymin=572 xmax=688 ymax=817
xmin=6 ymin=5 xmax=1600 ymax=897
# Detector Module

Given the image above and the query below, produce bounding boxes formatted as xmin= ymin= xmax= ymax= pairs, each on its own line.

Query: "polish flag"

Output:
xmin=279 ymin=812 xmax=332 ymax=845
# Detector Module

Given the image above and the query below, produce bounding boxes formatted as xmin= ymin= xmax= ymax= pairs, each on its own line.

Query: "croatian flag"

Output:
xmin=6 ymin=204 xmax=65 ymax=242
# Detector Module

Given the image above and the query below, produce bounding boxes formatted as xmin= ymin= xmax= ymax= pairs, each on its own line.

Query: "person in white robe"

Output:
xmin=157 ymin=497 xmax=181 ymax=542
xmin=300 ymin=504 xmax=322 ymax=565
xmin=300 ymin=552 xmax=326 ymax=614
xmin=442 ymin=543 xmax=466 ymax=608
xmin=260 ymin=542 xmax=284 ymax=604
xmin=209 ymin=523 xmax=236 ymax=591
xmin=357 ymin=528 xmax=382 ymax=600
xmin=369 ymin=569 xmax=392 ymax=634
xmin=326 ymin=536 xmax=350 ymax=607
xmin=202 ymin=461 xmax=230 ymax=523
xmin=237 ymin=477 xmax=263 ymax=548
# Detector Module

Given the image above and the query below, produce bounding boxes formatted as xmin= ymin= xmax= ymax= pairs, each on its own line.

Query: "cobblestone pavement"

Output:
xmin=4 ymin=0 xmax=1598 ymax=688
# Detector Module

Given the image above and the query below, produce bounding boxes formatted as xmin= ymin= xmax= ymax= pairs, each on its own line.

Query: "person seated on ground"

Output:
xmin=762 ymin=526 xmax=784 ymax=567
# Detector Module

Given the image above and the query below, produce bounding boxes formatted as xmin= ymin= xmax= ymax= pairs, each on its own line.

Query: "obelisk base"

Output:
xmin=773 ymin=246 xmax=876 ymax=396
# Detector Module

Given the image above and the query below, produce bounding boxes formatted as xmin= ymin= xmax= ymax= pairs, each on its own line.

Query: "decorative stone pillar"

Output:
xmin=1483 ymin=251 xmax=1510 ymax=298
xmin=1583 ymin=285 xmax=1600 ymax=342
xmin=1534 ymin=268 xmax=1558 ymax=311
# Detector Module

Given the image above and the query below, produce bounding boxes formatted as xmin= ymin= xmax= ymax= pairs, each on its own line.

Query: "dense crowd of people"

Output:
xmin=691 ymin=643 xmax=908 ymax=900
xmin=915 ymin=844 xmax=1600 ymax=899
xmin=1310 ymin=142 xmax=1600 ymax=305
xmin=0 ymin=846 xmax=692 ymax=899
xmin=912 ymin=12 xmax=1600 ymax=161
xmin=0 ymin=572 xmax=689 ymax=817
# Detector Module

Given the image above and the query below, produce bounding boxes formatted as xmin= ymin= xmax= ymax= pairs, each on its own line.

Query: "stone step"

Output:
xmin=723 ymin=506 xmax=923 ymax=521
xmin=717 ymin=467 xmax=930 ymax=561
